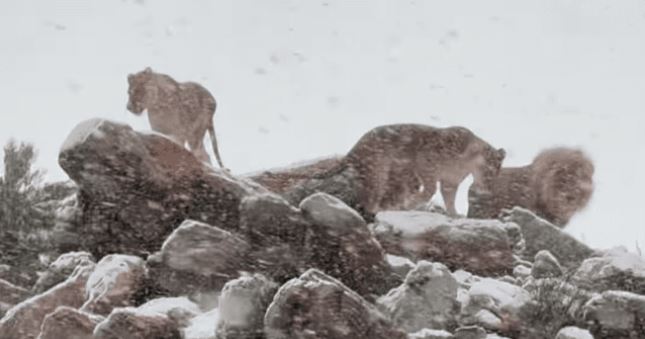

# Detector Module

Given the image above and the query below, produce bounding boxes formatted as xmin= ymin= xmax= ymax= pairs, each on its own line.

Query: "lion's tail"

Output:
xmin=207 ymin=99 xmax=225 ymax=169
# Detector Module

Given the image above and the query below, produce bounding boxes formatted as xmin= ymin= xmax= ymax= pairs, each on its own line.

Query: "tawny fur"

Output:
xmin=329 ymin=124 xmax=506 ymax=217
xmin=467 ymin=147 xmax=594 ymax=227
xmin=126 ymin=67 xmax=225 ymax=168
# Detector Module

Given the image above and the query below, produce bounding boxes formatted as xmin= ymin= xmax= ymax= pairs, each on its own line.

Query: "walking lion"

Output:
xmin=126 ymin=67 xmax=225 ymax=168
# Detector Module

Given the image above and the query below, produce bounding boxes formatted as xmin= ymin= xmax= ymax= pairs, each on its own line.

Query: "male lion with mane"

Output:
xmin=468 ymin=147 xmax=594 ymax=227
xmin=126 ymin=67 xmax=225 ymax=168
xmin=322 ymin=124 xmax=506 ymax=217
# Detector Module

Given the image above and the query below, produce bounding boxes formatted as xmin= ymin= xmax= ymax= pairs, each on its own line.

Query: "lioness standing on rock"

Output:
xmin=126 ymin=67 xmax=225 ymax=168
xmin=468 ymin=147 xmax=594 ymax=227
xmin=331 ymin=124 xmax=506 ymax=217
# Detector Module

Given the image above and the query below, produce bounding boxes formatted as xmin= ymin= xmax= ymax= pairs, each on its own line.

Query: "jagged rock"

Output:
xmin=386 ymin=254 xmax=416 ymax=278
xmin=531 ymin=250 xmax=563 ymax=278
xmin=378 ymin=261 xmax=459 ymax=332
xmin=32 ymin=251 xmax=95 ymax=294
xmin=238 ymin=194 xmax=309 ymax=282
xmin=184 ymin=308 xmax=219 ymax=339
xmin=147 ymin=219 xmax=251 ymax=295
xmin=37 ymin=306 xmax=103 ymax=339
xmin=409 ymin=328 xmax=454 ymax=338
xmin=371 ymin=211 xmax=519 ymax=276
xmin=0 ymin=279 xmax=29 ymax=318
xmin=58 ymin=118 xmax=266 ymax=257
xmin=571 ymin=247 xmax=645 ymax=294
xmin=300 ymin=193 xmax=398 ymax=298
xmin=453 ymin=325 xmax=487 ymax=339
xmin=248 ymin=156 xmax=342 ymax=194
xmin=80 ymin=254 xmax=147 ymax=316
xmin=584 ymin=290 xmax=645 ymax=339
xmin=0 ymin=264 xmax=94 ymax=339
xmin=216 ymin=274 xmax=279 ymax=339
xmin=519 ymin=278 xmax=594 ymax=339
xmin=502 ymin=207 xmax=596 ymax=269
xmin=93 ymin=307 xmax=182 ymax=339
xmin=460 ymin=278 xmax=532 ymax=334
xmin=555 ymin=326 xmax=594 ymax=339
xmin=264 ymin=269 xmax=407 ymax=339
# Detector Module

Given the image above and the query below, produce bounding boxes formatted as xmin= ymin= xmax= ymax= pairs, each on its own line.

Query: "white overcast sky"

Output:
xmin=1 ymin=0 xmax=644 ymax=251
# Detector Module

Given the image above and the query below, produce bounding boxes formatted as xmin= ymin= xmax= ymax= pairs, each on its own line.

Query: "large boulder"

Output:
xmin=32 ymin=251 xmax=95 ymax=294
xmin=264 ymin=269 xmax=407 ymax=339
xmin=238 ymin=194 xmax=309 ymax=282
xmin=0 ymin=279 xmax=29 ymax=318
xmin=583 ymin=290 xmax=645 ymax=339
xmin=80 ymin=254 xmax=147 ymax=316
xmin=216 ymin=274 xmax=279 ymax=339
xmin=571 ymin=247 xmax=645 ymax=294
xmin=378 ymin=261 xmax=459 ymax=332
xmin=93 ymin=307 xmax=182 ymax=339
xmin=501 ymin=207 xmax=596 ymax=269
xmin=37 ymin=306 xmax=103 ymax=339
xmin=58 ymin=118 xmax=265 ymax=257
xmin=0 ymin=264 xmax=94 ymax=339
xmin=460 ymin=278 xmax=532 ymax=334
xmin=371 ymin=211 xmax=520 ymax=276
xmin=299 ymin=193 xmax=398 ymax=298
xmin=147 ymin=219 xmax=252 ymax=296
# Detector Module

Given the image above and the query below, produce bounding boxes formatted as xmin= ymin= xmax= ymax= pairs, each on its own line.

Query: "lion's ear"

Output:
xmin=144 ymin=67 xmax=152 ymax=73
xmin=498 ymin=148 xmax=506 ymax=160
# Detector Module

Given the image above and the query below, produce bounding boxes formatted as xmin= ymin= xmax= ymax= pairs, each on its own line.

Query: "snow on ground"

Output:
xmin=1 ymin=0 xmax=644 ymax=251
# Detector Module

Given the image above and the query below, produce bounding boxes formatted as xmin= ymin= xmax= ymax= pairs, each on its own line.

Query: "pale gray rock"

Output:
xmin=264 ymin=269 xmax=407 ymax=339
xmin=80 ymin=254 xmax=147 ymax=316
xmin=531 ymin=250 xmax=563 ymax=278
xmin=372 ymin=211 xmax=518 ymax=276
xmin=378 ymin=261 xmax=459 ymax=332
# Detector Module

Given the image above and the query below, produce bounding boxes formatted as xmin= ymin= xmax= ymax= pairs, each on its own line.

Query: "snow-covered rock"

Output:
xmin=58 ymin=118 xmax=266 ymax=257
xmin=0 ymin=279 xmax=29 ymax=318
xmin=147 ymin=219 xmax=251 ymax=296
xmin=387 ymin=254 xmax=416 ymax=278
xmin=460 ymin=278 xmax=532 ymax=333
xmin=300 ymin=192 xmax=398 ymax=297
xmin=583 ymin=290 xmax=645 ymax=338
xmin=32 ymin=251 xmax=95 ymax=294
xmin=371 ymin=211 xmax=519 ymax=275
xmin=80 ymin=254 xmax=147 ymax=316
xmin=138 ymin=297 xmax=201 ymax=328
xmin=264 ymin=269 xmax=407 ymax=339
xmin=409 ymin=328 xmax=454 ymax=338
xmin=378 ymin=261 xmax=459 ymax=332
xmin=531 ymin=250 xmax=563 ymax=278
xmin=216 ymin=274 xmax=278 ymax=338
xmin=37 ymin=306 xmax=103 ymax=339
xmin=0 ymin=264 xmax=94 ymax=339
xmin=512 ymin=265 xmax=531 ymax=280
xmin=572 ymin=247 xmax=645 ymax=294
xmin=184 ymin=308 xmax=219 ymax=339
xmin=453 ymin=325 xmax=487 ymax=339
xmin=555 ymin=326 xmax=594 ymax=339
xmin=93 ymin=306 xmax=182 ymax=339
xmin=502 ymin=207 xmax=596 ymax=269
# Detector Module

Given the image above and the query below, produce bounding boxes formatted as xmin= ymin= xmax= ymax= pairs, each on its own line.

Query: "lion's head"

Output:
xmin=126 ymin=67 xmax=153 ymax=115
xmin=535 ymin=148 xmax=595 ymax=226
xmin=472 ymin=145 xmax=506 ymax=188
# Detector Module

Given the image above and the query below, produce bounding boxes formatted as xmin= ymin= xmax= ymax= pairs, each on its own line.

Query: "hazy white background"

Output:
xmin=1 ymin=0 xmax=644 ymax=251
